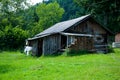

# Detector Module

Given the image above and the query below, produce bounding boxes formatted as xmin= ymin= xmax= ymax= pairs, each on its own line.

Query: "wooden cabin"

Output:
xmin=27 ymin=14 xmax=112 ymax=56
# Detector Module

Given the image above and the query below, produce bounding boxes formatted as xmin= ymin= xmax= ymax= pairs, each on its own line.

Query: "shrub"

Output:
xmin=0 ymin=25 xmax=28 ymax=50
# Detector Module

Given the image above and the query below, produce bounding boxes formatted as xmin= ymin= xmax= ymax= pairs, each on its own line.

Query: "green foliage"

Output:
xmin=31 ymin=22 xmax=43 ymax=36
xmin=0 ymin=0 xmax=29 ymax=14
xmin=0 ymin=30 xmax=4 ymax=48
xmin=30 ymin=2 xmax=64 ymax=36
xmin=0 ymin=49 xmax=120 ymax=80
xmin=0 ymin=0 xmax=30 ymax=50
xmin=0 ymin=25 xmax=28 ymax=50
xmin=22 ymin=6 xmax=39 ymax=30
xmin=0 ymin=0 xmax=30 ymax=30
xmin=64 ymin=49 xmax=89 ymax=56
xmin=12 ymin=27 xmax=29 ymax=48
xmin=46 ymin=0 xmax=81 ymax=20
xmin=36 ymin=2 xmax=64 ymax=29
xmin=0 ymin=0 xmax=64 ymax=50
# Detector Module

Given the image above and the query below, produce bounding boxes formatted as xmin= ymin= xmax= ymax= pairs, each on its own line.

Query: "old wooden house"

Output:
xmin=27 ymin=14 xmax=112 ymax=56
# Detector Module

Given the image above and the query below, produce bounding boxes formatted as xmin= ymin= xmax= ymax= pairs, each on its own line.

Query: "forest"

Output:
xmin=0 ymin=0 xmax=120 ymax=50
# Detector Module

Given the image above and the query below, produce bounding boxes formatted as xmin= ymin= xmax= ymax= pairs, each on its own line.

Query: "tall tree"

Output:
xmin=31 ymin=2 xmax=64 ymax=36
xmin=0 ymin=0 xmax=29 ymax=29
xmin=45 ymin=0 xmax=80 ymax=21
xmin=0 ymin=0 xmax=29 ymax=50
xmin=0 ymin=0 xmax=29 ymax=14
xmin=22 ymin=6 xmax=39 ymax=30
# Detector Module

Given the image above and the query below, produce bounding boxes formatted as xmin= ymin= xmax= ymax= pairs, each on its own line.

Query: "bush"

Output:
xmin=0 ymin=25 xmax=28 ymax=50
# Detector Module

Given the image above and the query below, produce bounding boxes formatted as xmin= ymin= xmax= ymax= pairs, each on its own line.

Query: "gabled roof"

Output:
xmin=35 ymin=14 xmax=91 ymax=37
xmin=28 ymin=14 xmax=112 ymax=40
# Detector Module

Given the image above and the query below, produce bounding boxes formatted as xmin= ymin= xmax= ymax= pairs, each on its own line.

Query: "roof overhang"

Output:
xmin=27 ymin=33 xmax=51 ymax=41
xmin=27 ymin=32 xmax=94 ymax=41
xmin=60 ymin=32 xmax=93 ymax=37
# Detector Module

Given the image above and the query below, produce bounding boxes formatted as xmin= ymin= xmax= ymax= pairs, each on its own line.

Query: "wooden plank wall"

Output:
xmin=43 ymin=34 xmax=61 ymax=55
xmin=87 ymin=20 xmax=106 ymax=34
xmin=69 ymin=36 xmax=94 ymax=51
xmin=66 ymin=20 xmax=94 ymax=51
xmin=87 ymin=20 xmax=108 ymax=52
xmin=67 ymin=20 xmax=106 ymax=35
xmin=66 ymin=19 xmax=108 ymax=52
xmin=67 ymin=22 xmax=88 ymax=33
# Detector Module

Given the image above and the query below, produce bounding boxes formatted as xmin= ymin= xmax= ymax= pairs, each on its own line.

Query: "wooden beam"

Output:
xmin=59 ymin=35 xmax=61 ymax=49
xmin=67 ymin=35 xmax=69 ymax=48
xmin=60 ymin=32 xmax=93 ymax=37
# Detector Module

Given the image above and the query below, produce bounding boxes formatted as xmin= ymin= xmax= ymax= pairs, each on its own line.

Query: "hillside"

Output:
xmin=0 ymin=49 xmax=120 ymax=80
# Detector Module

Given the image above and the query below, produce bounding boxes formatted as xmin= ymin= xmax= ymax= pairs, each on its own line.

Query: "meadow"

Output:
xmin=0 ymin=49 xmax=120 ymax=80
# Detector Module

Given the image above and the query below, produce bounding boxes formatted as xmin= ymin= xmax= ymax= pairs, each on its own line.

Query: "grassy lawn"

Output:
xmin=0 ymin=49 xmax=120 ymax=80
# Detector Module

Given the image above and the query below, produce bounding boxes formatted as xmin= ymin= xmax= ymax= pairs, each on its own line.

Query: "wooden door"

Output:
xmin=38 ymin=39 xmax=43 ymax=57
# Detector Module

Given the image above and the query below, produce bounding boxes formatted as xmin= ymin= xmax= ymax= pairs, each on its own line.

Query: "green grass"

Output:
xmin=0 ymin=49 xmax=120 ymax=80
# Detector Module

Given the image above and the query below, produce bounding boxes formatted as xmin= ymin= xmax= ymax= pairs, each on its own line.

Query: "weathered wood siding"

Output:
xmin=43 ymin=34 xmax=61 ymax=55
xmin=66 ymin=20 xmax=106 ymax=34
xmin=88 ymin=20 xmax=108 ymax=52
xmin=68 ymin=36 xmax=93 ymax=51
xmin=87 ymin=20 xmax=106 ymax=34
xmin=66 ymin=21 xmax=91 ymax=34
xmin=65 ymin=19 xmax=108 ymax=51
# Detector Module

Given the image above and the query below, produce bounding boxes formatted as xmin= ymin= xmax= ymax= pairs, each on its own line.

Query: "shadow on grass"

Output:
xmin=0 ymin=65 xmax=15 ymax=74
xmin=44 ymin=52 xmax=63 ymax=57
xmin=44 ymin=49 xmax=91 ymax=57
xmin=108 ymin=46 xmax=115 ymax=53
xmin=63 ymin=49 xmax=91 ymax=57
xmin=41 ymin=46 xmax=114 ymax=57
xmin=32 ymin=46 xmax=115 ymax=57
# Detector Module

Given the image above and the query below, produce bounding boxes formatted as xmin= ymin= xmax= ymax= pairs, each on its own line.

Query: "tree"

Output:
xmin=0 ymin=0 xmax=29 ymax=14
xmin=31 ymin=2 xmax=64 ymax=35
xmin=22 ymin=6 xmax=39 ymax=30
xmin=0 ymin=0 xmax=30 ymax=50
xmin=0 ymin=25 xmax=28 ymax=50
xmin=0 ymin=0 xmax=30 ymax=29
xmin=45 ymin=0 xmax=80 ymax=21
